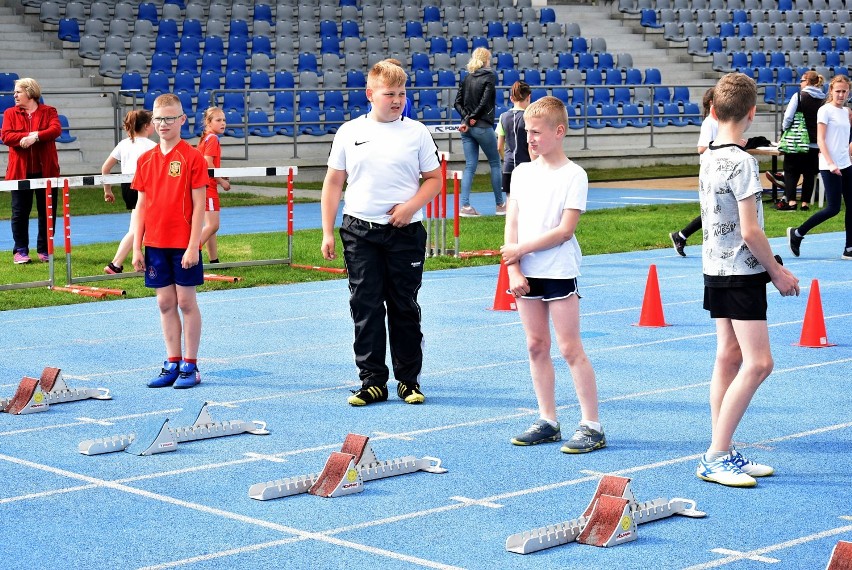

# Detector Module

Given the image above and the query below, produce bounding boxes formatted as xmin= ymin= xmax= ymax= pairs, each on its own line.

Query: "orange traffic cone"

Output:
xmin=795 ymin=279 xmax=835 ymax=347
xmin=491 ymin=261 xmax=517 ymax=311
xmin=634 ymin=264 xmax=670 ymax=327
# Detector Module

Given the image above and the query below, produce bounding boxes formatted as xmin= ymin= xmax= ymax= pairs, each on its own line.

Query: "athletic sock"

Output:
xmin=704 ymin=449 xmax=728 ymax=462
xmin=541 ymin=418 xmax=559 ymax=429
xmin=183 ymin=358 xmax=197 ymax=365
xmin=167 ymin=356 xmax=181 ymax=364
xmin=678 ymin=232 xmax=686 ymax=240
xmin=794 ymin=229 xmax=803 ymax=238
xmin=580 ymin=420 xmax=602 ymax=432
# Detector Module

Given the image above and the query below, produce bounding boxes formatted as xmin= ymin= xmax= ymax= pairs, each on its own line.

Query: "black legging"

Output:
xmin=796 ymin=165 xmax=852 ymax=250
xmin=782 ymin=148 xmax=819 ymax=204
xmin=10 ymin=183 xmax=59 ymax=255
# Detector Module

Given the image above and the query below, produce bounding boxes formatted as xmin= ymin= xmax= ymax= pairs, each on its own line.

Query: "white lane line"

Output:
xmin=0 ymin=453 xmax=464 ymax=570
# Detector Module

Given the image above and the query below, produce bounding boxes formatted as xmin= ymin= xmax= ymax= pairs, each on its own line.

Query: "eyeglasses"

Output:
xmin=152 ymin=114 xmax=184 ymax=125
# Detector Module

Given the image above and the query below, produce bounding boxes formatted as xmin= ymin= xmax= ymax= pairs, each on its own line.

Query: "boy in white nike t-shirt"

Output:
xmin=320 ymin=60 xmax=442 ymax=406
xmin=500 ymin=96 xmax=605 ymax=454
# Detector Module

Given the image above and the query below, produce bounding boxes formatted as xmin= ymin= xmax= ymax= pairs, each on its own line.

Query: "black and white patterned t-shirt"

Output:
xmin=698 ymin=144 xmax=766 ymax=286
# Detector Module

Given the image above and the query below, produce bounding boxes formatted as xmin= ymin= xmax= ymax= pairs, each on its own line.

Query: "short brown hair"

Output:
xmin=711 ymin=73 xmax=756 ymax=123
xmin=523 ymin=95 xmax=569 ymax=130
xmin=510 ymin=81 xmax=531 ymax=103
xmin=153 ymin=93 xmax=182 ymax=112
xmin=367 ymin=59 xmax=408 ymax=89
xmin=122 ymin=109 xmax=152 ymax=140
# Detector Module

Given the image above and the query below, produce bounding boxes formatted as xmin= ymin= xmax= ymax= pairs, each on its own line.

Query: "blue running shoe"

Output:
xmin=560 ymin=424 xmax=606 ymax=454
xmin=511 ymin=419 xmax=561 ymax=446
xmin=173 ymin=361 xmax=201 ymax=389
xmin=696 ymin=454 xmax=756 ymax=487
xmin=729 ymin=447 xmax=774 ymax=477
xmin=148 ymin=361 xmax=180 ymax=388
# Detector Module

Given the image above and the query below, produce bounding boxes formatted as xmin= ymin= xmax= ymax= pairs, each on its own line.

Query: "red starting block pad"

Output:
xmin=505 ymin=475 xmax=705 ymax=554
xmin=1 ymin=367 xmax=111 ymax=415
xmin=248 ymin=433 xmax=447 ymax=501
xmin=827 ymin=540 xmax=852 ymax=570
xmin=78 ymin=400 xmax=269 ymax=456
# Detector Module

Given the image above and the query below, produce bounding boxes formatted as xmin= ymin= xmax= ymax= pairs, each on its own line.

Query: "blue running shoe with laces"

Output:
xmin=148 ymin=361 xmax=180 ymax=388
xmin=560 ymin=423 xmax=606 ymax=453
xmin=696 ymin=454 xmax=756 ymax=487
xmin=173 ymin=361 xmax=201 ymax=389
xmin=729 ymin=447 xmax=774 ymax=477
xmin=511 ymin=419 xmax=561 ymax=446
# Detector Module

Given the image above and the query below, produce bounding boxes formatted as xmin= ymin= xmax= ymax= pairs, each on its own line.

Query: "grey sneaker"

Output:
xmin=560 ymin=424 xmax=606 ymax=454
xmin=511 ymin=419 xmax=561 ymax=446
xmin=787 ymin=227 xmax=802 ymax=257
xmin=669 ymin=231 xmax=687 ymax=257
xmin=459 ymin=205 xmax=480 ymax=218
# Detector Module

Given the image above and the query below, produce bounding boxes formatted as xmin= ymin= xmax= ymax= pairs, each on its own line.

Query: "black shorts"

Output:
xmin=520 ymin=277 xmax=580 ymax=301
xmin=121 ymin=183 xmax=138 ymax=210
xmin=703 ymin=284 xmax=767 ymax=321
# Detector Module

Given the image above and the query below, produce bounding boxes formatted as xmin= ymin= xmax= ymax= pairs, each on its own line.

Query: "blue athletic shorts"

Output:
xmin=520 ymin=277 xmax=580 ymax=301
xmin=144 ymin=247 xmax=204 ymax=288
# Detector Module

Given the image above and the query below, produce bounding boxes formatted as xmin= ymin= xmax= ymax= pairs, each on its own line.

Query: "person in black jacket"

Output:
xmin=454 ymin=47 xmax=505 ymax=217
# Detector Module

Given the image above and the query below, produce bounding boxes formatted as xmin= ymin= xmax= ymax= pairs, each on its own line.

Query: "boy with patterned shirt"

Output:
xmin=696 ymin=73 xmax=800 ymax=487
xmin=132 ymin=93 xmax=209 ymax=389
xmin=320 ymin=60 xmax=442 ymax=406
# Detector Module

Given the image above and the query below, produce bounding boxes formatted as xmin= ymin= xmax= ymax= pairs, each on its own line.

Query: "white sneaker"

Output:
xmin=728 ymin=447 xmax=774 ymax=477
xmin=495 ymin=202 xmax=507 ymax=215
xmin=696 ymin=454 xmax=757 ymax=487
xmin=459 ymin=205 xmax=480 ymax=217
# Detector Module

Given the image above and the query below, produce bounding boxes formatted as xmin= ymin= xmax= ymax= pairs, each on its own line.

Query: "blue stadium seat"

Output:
xmin=653 ymin=86 xmax=671 ymax=104
xmin=494 ymin=52 xmax=514 ymax=71
xmin=411 ymin=52 xmax=431 ymax=72
xmin=224 ymin=110 xmax=245 ymax=137
xmin=501 ymin=68 xmax=521 ymax=87
xmin=507 ymin=22 xmax=524 ymax=41
xmin=158 ymin=19 xmax=179 ymax=40
xmin=57 ymin=115 xmax=77 ymax=143
xmin=591 ymin=87 xmax=610 ymax=106
xmin=738 ymin=22 xmax=754 ymax=38
xmin=544 ymin=68 xmax=562 ymax=86
xmin=321 ymin=36 xmax=341 ymax=56
xmin=341 ymin=20 xmax=360 ymax=39
xmin=809 ymin=23 xmax=824 ymax=38
xmin=180 ymin=36 xmax=202 ymax=58
xmin=471 ymin=36 xmax=489 ymax=51
xmin=143 ymin=89 xmax=163 ymax=110
xmin=324 ymin=107 xmax=346 ymax=134
xmin=487 ymin=21 xmax=504 ymax=39
xmin=583 ymin=104 xmax=605 ymax=128
xmin=174 ymin=70 xmax=197 ymax=95
xmin=182 ymin=19 xmax=203 ymax=40
xmin=275 ymin=90 xmax=294 ymax=111
xmin=345 ymin=70 xmax=366 ymax=88
xmin=319 ymin=19 xmax=338 ymax=39
xmin=684 ymin=102 xmax=702 ymax=126
xmin=429 ymin=36 xmax=448 ymax=55
xmin=540 ymin=7 xmax=556 ymax=23
xmin=249 ymin=70 xmax=271 ymax=90
xmin=275 ymin=70 xmax=295 ymax=89
xmin=138 ymin=2 xmax=158 ymax=24
xmin=577 ymin=53 xmax=596 ymax=71
xmin=223 ymin=92 xmax=245 ymax=113
xmin=598 ymin=53 xmax=615 ymax=70
xmin=612 ymin=87 xmax=631 ymax=106
xmin=255 ymin=3 xmax=273 ymax=24
xmin=230 ymin=19 xmax=250 ymax=39
xmin=622 ymin=103 xmax=649 ymax=127
xmin=557 ymin=53 xmax=575 ymax=70
xmin=226 ymin=52 xmax=248 ymax=74
xmin=599 ymin=104 xmax=622 ymax=128
xmin=324 ymin=90 xmax=346 ymax=110
xmin=640 ymin=9 xmax=662 ymax=28
xmin=643 ymin=68 xmax=662 ymax=84
xmin=176 ymin=53 xmax=200 ymax=80
xmin=176 ymin=90 xmax=194 ymax=116
xmin=248 ymin=109 xmax=275 ymax=137
xmin=571 ymin=37 xmax=588 ymax=54
xmin=120 ymin=72 xmax=144 ymax=98
xmin=155 ymin=36 xmax=177 ymax=57
xmin=150 ymin=53 xmax=175 ymax=79
xmin=199 ymin=70 xmax=223 ymax=91
xmin=224 ymin=70 xmax=247 ymax=89
xmin=523 ymin=68 xmax=542 ymax=86
xmin=204 ymin=36 xmax=225 ymax=57
xmin=58 ymin=18 xmax=81 ymax=42
xmin=406 ymin=21 xmax=424 ymax=38
xmin=450 ymin=36 xmax=468 ymax=57
xmin=253 ymin=35 xmax=273 ymax=57
xmin=624 ymin=68 xmax=643 ymax=85
xmin=298 ymin=107 xmax=323 ymax=135
xmin=672 ymin=86 xmax=690 ymax=104
xmin=585 ymin=68 xmax=603 ymax=85
xmin=298 ymin=53 xmax=318 ymax=73
xmin=299 ymin=90 xmax=321 ymax=110
xmin=348 ymin=89 xmax=369 ymax=110
xmin=423 ymin=5 xmax=441 ymax=23
xmin=274 ymin=108 xmax=295 ymax=136
xmin=666 ymin=102 xmax=688 ymax=127
xmin=604 ymin=68 xmax=622 ymax=85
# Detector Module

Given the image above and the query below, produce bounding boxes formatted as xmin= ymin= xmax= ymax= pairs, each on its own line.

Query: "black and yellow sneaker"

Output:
xmin=347 ymin=385 xmax=388 ymax=406
xmin=396 ymin=382 xmax=425 ymax=404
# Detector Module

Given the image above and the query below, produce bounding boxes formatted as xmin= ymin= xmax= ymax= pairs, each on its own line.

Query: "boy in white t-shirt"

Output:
xmin=320 ymin=60 xmax=442 ymax=406
xmin=500 ymin=96 xmax=605 ymax=453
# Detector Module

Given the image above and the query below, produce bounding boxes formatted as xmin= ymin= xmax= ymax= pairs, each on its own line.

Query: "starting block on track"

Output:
xmin=827 ymin=540 xmax=852 ymax=570
xmin=248 ymin=433 xmax=447 ymax=501
xmin=78 ymin=400 xmax=269 ymax=456
xmin=505 ymin=475 xmax=705 ymax=554
xmin=1 ymin=367 xmax=111 ymax=415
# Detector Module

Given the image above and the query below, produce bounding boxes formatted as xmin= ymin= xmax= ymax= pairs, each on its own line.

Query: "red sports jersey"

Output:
xmin=132 ymin=140 xmax=208 ymax=248
xmin=197 ymin=132 xmax=221 ymax=198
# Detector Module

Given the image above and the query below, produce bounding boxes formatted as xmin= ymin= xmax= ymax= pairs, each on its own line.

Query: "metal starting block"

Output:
xmin=248 ymin=433 xmax=447 ymax=501
xmin=78 ymin=400 xmax=269 ymax=456
xmin=1 ymin=367 xmax=111 ymax=415
xmin=505 ymin=475 xmax=705 ymax=554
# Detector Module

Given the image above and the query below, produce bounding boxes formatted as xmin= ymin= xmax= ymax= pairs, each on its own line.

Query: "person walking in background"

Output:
xmin=320 ymin=60 xmax=442 ymax=406
xmin=501 ymin=96 xmax=605 ymax=454
xmin=496 ymin=80 xmax=532 ymax=200
xmin=132 ymin=94 xmax=209 ymax=389
xmin=788 ymin=74 xmax=852 ymax=260
xmin=196 ymin=107 xmax=231 ymax=264
xmin=697 ymin=73 xmax=799 ymax=487
xmin=669 ymin=87 xmax=715 ymax=257
xmin=776 ymin=71 xmax=825 ymax=211
xmin=1 ymin=77 xmax=61 ymax=264
xmin=101 ymin=109 xmax=156 ymax=275
xmin=454 ymin=47 xmax=505 ymax=217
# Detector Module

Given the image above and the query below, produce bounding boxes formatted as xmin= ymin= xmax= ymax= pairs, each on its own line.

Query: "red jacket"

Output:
xmin=1 ymin=103 xmax=61 ymax=180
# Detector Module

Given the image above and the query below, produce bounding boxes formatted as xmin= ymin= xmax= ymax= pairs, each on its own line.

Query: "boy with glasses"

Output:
xmin=132 ymin=94 xmax=209 ymax=389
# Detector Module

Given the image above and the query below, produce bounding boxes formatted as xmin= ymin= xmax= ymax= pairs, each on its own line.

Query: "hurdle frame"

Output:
xmin=0 ymin=180 xmax=56 ymax=291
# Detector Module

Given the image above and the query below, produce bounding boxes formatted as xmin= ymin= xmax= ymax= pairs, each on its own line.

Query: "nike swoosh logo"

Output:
xmin=355 ymin=140 xmax=369 ymax=146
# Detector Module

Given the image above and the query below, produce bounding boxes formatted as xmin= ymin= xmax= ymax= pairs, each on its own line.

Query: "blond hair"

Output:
xmin=711 ymin=73 xmax=756 ymax=123
xmin=14 ymin=78 xmax=41 ymax=100
xmin=466 ymin=47 xmax=492 ymax=73
xmin=201 ymin=106 xmax=224 ymax=136
xmin=367 ymin=59 xmax=408 ymax=89
xmin=523 ymin=95 xmax=569 ymax=130
xmin=153 ymin=93 xmax=183 ymax=112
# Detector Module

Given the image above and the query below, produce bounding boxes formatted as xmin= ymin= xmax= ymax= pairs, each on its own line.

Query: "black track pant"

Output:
xmin=340 ymin=214 xmax=426 ymax=388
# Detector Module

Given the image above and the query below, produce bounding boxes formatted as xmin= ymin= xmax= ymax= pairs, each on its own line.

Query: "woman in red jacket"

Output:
xmin=1 ymin=77 xmax=61 ymax=264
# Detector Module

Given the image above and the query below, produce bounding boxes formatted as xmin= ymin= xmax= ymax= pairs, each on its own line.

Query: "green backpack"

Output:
xmin=778 ymin=112 xmax=810 ymax=154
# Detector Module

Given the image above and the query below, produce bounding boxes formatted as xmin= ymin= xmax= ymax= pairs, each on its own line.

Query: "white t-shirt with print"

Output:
xmin=699 ymin=144 xmax=766 ymax=281
xmin=509 ymin=158 xmax=587 ymax=279
xmin=327 ymin=115 xmax=440 ymax=224
xmin=109 ymin=136 xmax=157 ymax=174
xmin=817 ymin=104 xmax=852 ymax=171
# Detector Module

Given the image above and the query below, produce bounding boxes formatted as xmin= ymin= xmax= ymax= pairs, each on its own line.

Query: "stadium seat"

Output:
xmin=57 ymin=115 xmax=77 ymax=143
xmin=224 ymin=110 xmax=246 ymax=138
xmin=58 ymin=18 xmax=81 ymax=42
xmin=120 ymin=72 xmax=144 ymax=98
xmin=150 ymin=53 xmax=175 ymax=79
xmin=224 ymin=70 xmax=247 ymax=90
xmin=138 ymin=2 xmax=158 ymax=25
xmin=248 ymin=110 xmax=275 ymax=137
xmin=298 ymin=107 xmax=323 ymax=135
xmin=274 ymin=108 xmax=295 ymax=136
xmin=99 ymin=53 xmax=123 ymax=79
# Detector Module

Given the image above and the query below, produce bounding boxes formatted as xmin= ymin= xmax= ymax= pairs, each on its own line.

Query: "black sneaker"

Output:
xmin=842 ymin=249 xmax=852 ymax=261
xmin=787 ymin=227 xmax=802 ymax=257
xmin=776 ymin=201 xmax=796 ymax=211
xmin=511 ymin=419 xmax=562 ymax=446
xmin=669 ymin=231 xmax=687 ymax=257
xmin=560 ymin=424 xmax=607 ymax=454
xmin=348 ymin=385 xmax=388 ymax=406
xmin=397 ymin=382 xmax=425 ymax=404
